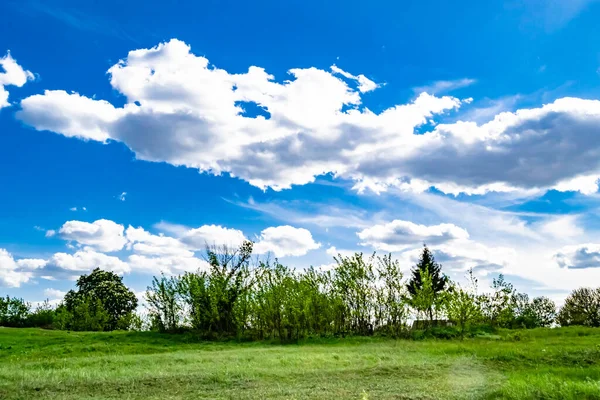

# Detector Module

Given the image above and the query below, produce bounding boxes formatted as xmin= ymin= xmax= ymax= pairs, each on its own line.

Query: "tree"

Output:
xmin=55 ymin=297 xmax=111 ymax=331
xmin=407 ymin=245 xmax=449 ymax=323
xmin=64 ymin=268 xmax=137 ymax=331
xmin=479 ymin=274 xmax=516 ymax=328
xmin=557 ymin=287 xmax=600 ymax=327
xmin=375 ymin=254 xmax=408 ymax=337
xmin=146 ymin=274 xmax=182 ymax=332
xmin=530 ymin=296 xmax=557 ymax=328
xmin=0 ymin=296 xmax=30 ymax=327
xmin=410 ymin=269 xmax=437 ymax=324
xmin=203 ymin=240 xmax=255 ymax=336
xmin=332 ymin=252 xmax=376 ymax=336
xmin=446 ymin=269 xmax=482 ymax=338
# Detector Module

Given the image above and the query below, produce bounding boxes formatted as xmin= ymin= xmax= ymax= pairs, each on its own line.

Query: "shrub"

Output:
xmin=557 ymin=288 xmax=600 ymax=327
xmin=0 ymin=296 xmax=30 ymax=327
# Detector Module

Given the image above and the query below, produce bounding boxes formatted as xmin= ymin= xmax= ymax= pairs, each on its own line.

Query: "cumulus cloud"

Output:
xmin=128 ymin=253 xmax=208 ymax=275
xmin=357 ymin=220 xmax=469 ymax=251
xmin=554 ymin=244 xmax=600 ymax=269
xmin=48 ymin=250 xmax=130 ymax=274
xmin=330 ymin=64 xmax=380 ymax=93
xmin=0 ymin=51 xmax=34 ymax=110
xmin=16 ymin=40 xmax=458 ymax=193
xmin=325 ymin=246 xmax=359 ymax=258
xmin=253 ymin=226 xmax=321 ymax=257
xmin=126 ymin=226 xmax=194 ymax=257
xmin=58 ymin=219 xmax=127 ymax=252
xmin=18 ymin=40 xmax=600 ymax=196
xmin=43 ymin=288 xmax=67 ymax=299
xmin=398 ymin=240 xmax=516 ymax=277
xmin=0 ymin=249 xmax=46 ymax=287
xmin=179 ymin=224 xmax=246 ymax=249
xmin=121 ymin=225 xmax=212 ymax=275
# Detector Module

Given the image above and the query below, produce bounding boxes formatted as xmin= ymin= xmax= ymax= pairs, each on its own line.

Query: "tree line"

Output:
xmin=2 ymin=242 xmax=600 ymax=339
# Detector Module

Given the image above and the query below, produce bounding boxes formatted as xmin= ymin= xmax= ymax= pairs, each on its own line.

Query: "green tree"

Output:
xmin=513 ymin=295 xmax=556 ymax=328
xmin=530 ymin=296 xmax=557 ymax=327
xmin=0 ymin=296 xmax=30 ymax=327
xmin=479 ymin=274 xmax=516 ymax=328
xmin=332 ymin=252 xmax=376 ymax=336
xmin=64 ymin=268 xmax=137 ymax=331
xmin=446 ymin=269 xmax=482 ymax=338
xmin=407 ymin=245 xmax=449 ymax=323
xmin=557 ymin=287 xmax=600 ymax=327
xmin=202 ymin=240 xmax=255 ymax=336
xmin=27 ymin=300 xmax=56 ymax=328
xmin=374 ymin=254 xmax=408 ymax=337
xmin=410 ymin=269 xmax=436 ymax=326
xmin=146 ymin=274 xmax=182 ymax=332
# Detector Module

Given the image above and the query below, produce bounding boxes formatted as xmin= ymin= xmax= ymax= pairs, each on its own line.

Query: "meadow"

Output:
xmin=1 ymin=327 xmax=600 ymax=399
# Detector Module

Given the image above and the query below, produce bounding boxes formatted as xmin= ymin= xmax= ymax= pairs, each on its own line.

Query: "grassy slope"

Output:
xmin=0 ymin=328 xmax=599 ymax=399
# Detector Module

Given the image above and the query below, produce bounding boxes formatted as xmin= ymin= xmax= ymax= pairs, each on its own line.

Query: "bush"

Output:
xmin=557 ymin=288 xmax=600 ymax=327
xmin=26 ymin=300 xmax=55 ymax=328
xmin=0 ymin=296 xmax=30 ymax=327
xmin=54 ymin=297 xmax=111 ymax=331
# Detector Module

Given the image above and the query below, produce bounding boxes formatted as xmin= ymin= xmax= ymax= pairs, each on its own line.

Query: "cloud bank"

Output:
xmin=17 ymin=39 xmax=600 ymax=196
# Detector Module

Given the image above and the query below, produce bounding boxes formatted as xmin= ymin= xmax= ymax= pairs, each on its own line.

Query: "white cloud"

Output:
xmin=70 ymin=207 xmax=77 ymax=211
xmin=0 ymin=249 xmax=46 ymax=287
xmin=254 ymin=225 xmax=321 ymax=257
xmin=49 ymin=250 xmax=130 ymax=274
xmin=326 ymin=246 xmax=338 ymax=257
xmin=125 ymin=226 xmax=212 ymax=276
xmin=43 ymin=288 xmax=67 ymax=299
xmin=0 ymin=51 xmax=34 ymax=110
xmin=58 ymin=219 xmax=127 ymax=252
xmin=357 ymin=220 xmax=469 ymax=251
xmin=118 ymin=192 xmax=127 ymax=201
xmin=414 ymin=78 xmax=476 ymax=95
xmin=18 ymin=39 xmax=600 ymax=196
xmin=128 ymin=254 xmax=209 ymax=275
xmin=45 ymin=229 xmax=56 ymax=237
xmin=536 ymin=215 xmax=584 ymax=239
xmin=325 ymin=246 xmax=358 ymax=258
xmin=126 ymin=226 xmax=193 ymax=257
xmin=330 ymin=65 xmax=380 ymax=93
xmin=179 ymin=224 xmax=246 ymax=249
xmin=16 ymin=258 xmax=47 ymax=270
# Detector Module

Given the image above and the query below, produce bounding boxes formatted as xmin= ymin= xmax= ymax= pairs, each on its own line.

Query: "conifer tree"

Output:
xmin=407 ymin=244 xmax=449 ymax=323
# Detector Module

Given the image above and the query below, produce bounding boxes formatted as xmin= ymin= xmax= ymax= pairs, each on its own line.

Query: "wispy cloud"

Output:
xmin=228 ymin=197 xmax=377 ymax=229
xmin=414 ymin=78 xmax=476 ymax=95
xmin=456 ymin=94 xmax=523 ymax=123
xmin=16 ymin=1 xmax=139 ymax=42
xmin=519 ymin=0 xmax=600 ymax=31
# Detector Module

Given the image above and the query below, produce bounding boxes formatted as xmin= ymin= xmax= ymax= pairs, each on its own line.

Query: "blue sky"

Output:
xmin=2 ymin=0 xmax=600 ymax=304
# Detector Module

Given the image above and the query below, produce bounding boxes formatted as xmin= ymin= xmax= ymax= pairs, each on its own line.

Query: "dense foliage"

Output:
xmin=2 ymin=243 xmax=599 ymax=337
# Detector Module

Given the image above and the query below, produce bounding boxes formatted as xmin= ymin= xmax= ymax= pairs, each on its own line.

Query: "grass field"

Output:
xmin=1 ymin=328 xmax=600 ymax=399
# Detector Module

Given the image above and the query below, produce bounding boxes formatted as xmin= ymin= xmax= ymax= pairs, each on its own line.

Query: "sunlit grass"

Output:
xmin=1 ymin=327 xmax=599 ymax=399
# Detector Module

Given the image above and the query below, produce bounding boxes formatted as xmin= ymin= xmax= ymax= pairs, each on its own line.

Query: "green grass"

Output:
xmin=1 ymin=327 xmax=600 ymax=399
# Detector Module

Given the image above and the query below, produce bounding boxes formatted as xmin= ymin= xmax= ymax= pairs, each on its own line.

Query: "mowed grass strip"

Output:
xmin=1 ymin=328 xmax=599 ymax=399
